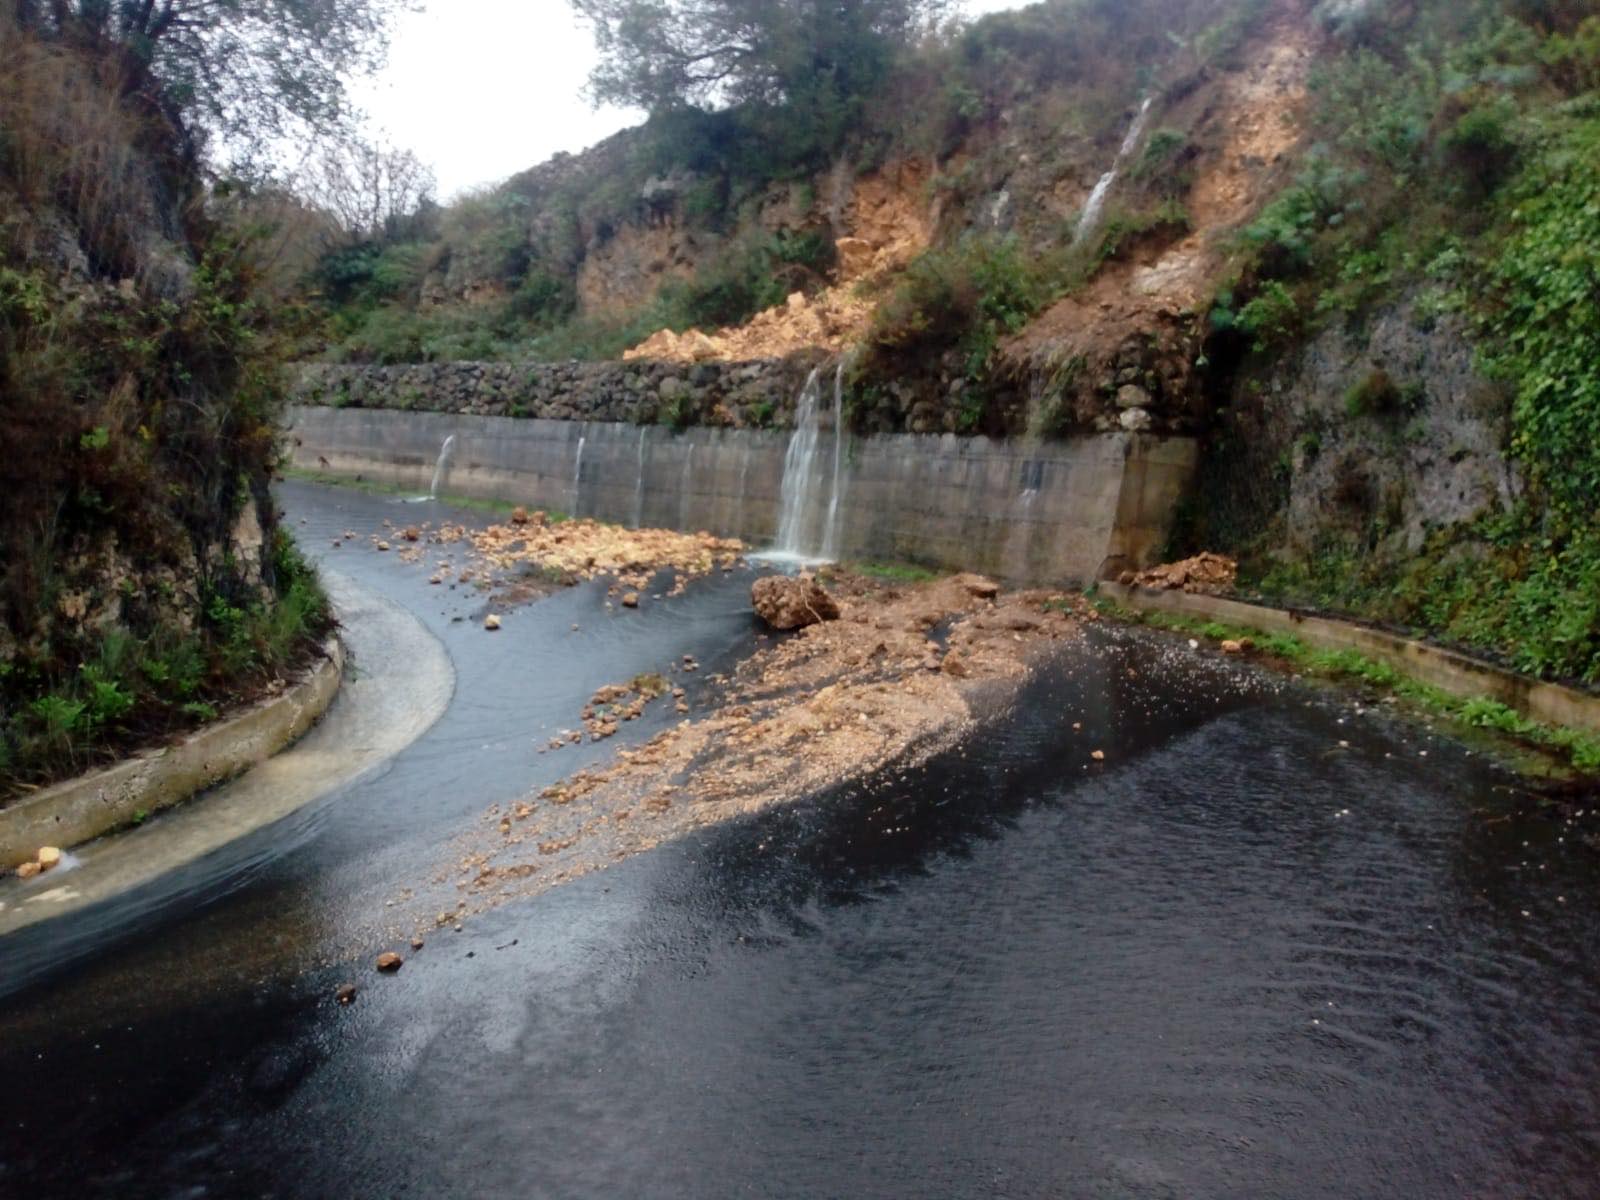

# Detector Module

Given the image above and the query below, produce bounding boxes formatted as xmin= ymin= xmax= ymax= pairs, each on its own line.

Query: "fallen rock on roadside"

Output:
xmin=752 ymin=575 xmax=841 ymax=631
xmin=953 ymin=573 xmax=1000 ymax=600
xmin=1123 ymin=552 xmax=1237 ymax=595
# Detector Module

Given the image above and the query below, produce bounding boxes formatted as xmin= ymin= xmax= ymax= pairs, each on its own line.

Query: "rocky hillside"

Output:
xmin=0 ymin=19 xmax=331 ymax=793
xmin=305 ymin=0 xmax=1600 ymax=686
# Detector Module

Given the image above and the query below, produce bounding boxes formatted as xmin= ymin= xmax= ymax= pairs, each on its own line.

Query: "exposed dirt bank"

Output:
xmin=622 ymin=162 xmax=931 ymax=364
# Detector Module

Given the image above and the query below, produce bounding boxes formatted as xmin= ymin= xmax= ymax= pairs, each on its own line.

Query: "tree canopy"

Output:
xmin=8 ymin=0 xmax=413 ymax=148
xmin=570 ymin=0 xmax=951 ymax=113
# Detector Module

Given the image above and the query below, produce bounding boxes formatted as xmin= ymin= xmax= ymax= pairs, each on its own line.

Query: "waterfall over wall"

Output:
xmin=428 ymin=435 xmax=456 ymax=500
xmin=770 ymin=364 xmax=850 ymax=564
xmin=288 ymin=405 xmax=1198 ymax=587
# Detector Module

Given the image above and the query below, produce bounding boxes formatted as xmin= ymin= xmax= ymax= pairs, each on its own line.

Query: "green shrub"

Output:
xmin=1480 ymin=112 xmax=1600 ymax=519
xmin=1538 ymin=16 xmax=1600 ymax=93
xmin=1442 ymin=97 xmax=1520 ymax=196
xmin=1213 ymin=282 xmax=1302 ymax=353
xmin=870 ymin=234 xmax=1050 ymax=358
xmin=509 ymin=271 xmax=576 ymax=328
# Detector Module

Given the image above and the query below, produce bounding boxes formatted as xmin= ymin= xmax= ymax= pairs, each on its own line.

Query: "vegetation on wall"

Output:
xmin=0 ymin=10 xmax=349 ymax=793
xmin=1178 ymin=1 xmax=1600 ymax=685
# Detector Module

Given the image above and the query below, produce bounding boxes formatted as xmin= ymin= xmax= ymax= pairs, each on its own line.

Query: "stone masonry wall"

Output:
xmin=294 ymin=358 xmax=821 ymax=431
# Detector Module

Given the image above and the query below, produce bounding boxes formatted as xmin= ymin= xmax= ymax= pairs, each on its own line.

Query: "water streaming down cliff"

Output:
xmin=1073 ymin=97 xmax=1154 ymax=247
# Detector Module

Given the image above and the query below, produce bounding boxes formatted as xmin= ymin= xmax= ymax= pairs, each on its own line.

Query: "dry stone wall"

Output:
xmin=294 ymin=358 xmax=821 ymax=431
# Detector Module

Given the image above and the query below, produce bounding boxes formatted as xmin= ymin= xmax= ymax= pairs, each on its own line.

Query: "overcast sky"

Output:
xmin=354 ymin=0 xmax=1036 ymax=199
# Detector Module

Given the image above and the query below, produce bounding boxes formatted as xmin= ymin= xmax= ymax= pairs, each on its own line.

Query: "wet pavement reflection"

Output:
xmin=1 ymin=483 xmax=1596 ymax=1199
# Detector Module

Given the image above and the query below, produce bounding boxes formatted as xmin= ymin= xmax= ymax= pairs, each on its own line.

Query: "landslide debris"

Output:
xmin=1123 ymin=553 xmax=1238 ymax=595
xmin=364 ymin=512 xmax=745 ymax=605
xmin=621 ymin=162 xmax=931 ymax=365
xmin=751 ymin=574 xmax=841 ymax=630
xmin=425 ymin=570 xmax=1094 ymax=922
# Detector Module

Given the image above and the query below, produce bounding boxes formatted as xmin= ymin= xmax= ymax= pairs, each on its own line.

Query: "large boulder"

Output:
xmin=752 ymin=575 xmax=841 ymax=631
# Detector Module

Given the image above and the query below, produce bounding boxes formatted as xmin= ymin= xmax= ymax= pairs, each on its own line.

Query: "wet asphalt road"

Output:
xmin=1 ymin=481 xmax=1597 ymax=1199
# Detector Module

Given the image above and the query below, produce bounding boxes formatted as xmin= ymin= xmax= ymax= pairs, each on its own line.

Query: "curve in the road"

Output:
xmin=0 ymin=568 xmax=453 ymax=940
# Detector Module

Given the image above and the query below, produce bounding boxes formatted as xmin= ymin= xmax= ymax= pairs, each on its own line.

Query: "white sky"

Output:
xmin=355 ymin=0 xmax=1037 ymax=199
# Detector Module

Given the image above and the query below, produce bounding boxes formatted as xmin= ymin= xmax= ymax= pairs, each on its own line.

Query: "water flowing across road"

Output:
xmin=0 ymin=481 xmax=1597 ymax=1198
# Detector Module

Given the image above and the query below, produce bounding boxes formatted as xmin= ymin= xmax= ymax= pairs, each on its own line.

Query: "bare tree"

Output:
xmin=303 ymin=138 xmax=436 ymax=243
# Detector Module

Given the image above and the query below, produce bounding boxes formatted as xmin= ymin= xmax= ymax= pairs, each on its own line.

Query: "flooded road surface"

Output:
xmin=1 ymin=482 xmax=1597 ymax=1198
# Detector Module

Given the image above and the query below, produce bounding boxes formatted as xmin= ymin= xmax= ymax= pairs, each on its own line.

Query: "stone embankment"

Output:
xmin=295 ymin=358 xmax=817 ymax=432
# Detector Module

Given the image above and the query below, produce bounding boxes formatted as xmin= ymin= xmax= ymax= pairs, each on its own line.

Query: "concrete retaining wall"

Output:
xmin=288 ymin=406 xmax=1198 ymax=585
xmin=0 ymin=639 xmax=344 ymax=868
xmin=1101 ymin=582 xmax=1600 ymax=737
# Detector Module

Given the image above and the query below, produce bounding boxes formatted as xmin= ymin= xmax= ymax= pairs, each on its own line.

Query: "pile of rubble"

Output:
xmin=1122 ymin=553 xmax=1238 ymax=595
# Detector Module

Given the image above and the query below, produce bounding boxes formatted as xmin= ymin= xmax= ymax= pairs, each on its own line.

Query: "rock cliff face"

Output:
xmin=1187 ymin=296 xmax=1518 ymax=561
xmin=1 ymin=24 xmax=324 ymax=791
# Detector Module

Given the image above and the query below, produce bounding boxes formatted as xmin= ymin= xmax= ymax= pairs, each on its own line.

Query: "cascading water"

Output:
xmin=1001 ymin=460 xmax=1044 ymax=579
xmin=569 ymin=435 xmax=585 ymax=517
xmin=632 ymin=427 xmax=648 ymax=528
xmin=990 ymin=188 xmax=1012 ymax=230
xmin=426 ymin=435 xmax=456 ymax=501
xmin=678 ymin=444 xmax=695 ymax=530
xmin=765 ymin=364 xmax=849 ymax=565
xmin=1073 ymin=97 xmax=1154 ymax=247
xmin=772 ymin=368 xmax=825 ymax=559
xmin=820 ymin=361 xmax=848 ymax=562
xmin=735 ymin=442 xmax=752 ymax=540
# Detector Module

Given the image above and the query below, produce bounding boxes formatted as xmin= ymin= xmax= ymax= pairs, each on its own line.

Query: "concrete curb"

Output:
xmin=1099 ymin=582 xmax=1600 ymax=738
xmin=0 ymin=638 xmax=344 ymax=869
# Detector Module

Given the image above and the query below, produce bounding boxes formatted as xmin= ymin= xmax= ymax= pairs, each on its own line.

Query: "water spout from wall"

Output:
xmin=763 ymin=363 xmax=849 ymax=566
xmin=570 ymin=435 xmax=585 ymax=518
xmin=820 ymin=361 xmax=849 ymax=561
xmin=678 ymin=443 xmax=695 ymax=531
xmin=632 ymin=427 xmax=648 ymax=528
xmin=427 ymin=435 xmax=456 ymax=501
xmin=1073 ymin=97 xmax=1154 ymax=247
xmin=772 ymin=368 xmax=825 ymax=560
